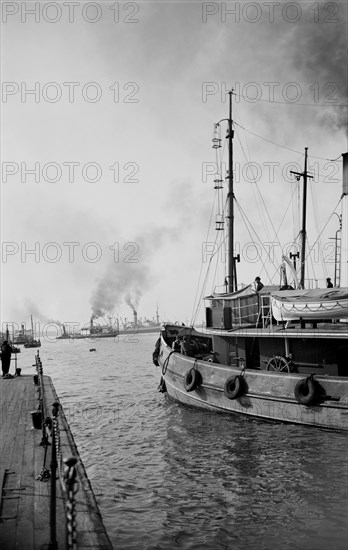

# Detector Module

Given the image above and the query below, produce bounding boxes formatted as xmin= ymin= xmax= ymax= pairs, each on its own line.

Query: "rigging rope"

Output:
xmin=311 ymin=180 xmax=328 ymax=281
xmin=234 ymin=199 xmax=274 ymax=283
xmin=232 ymin=90 xmax=348 ymax=108
xmin=299 ymin=197 xmax=343 ymax=286
xmin=190 ymin=193 xmax=217 ymax=325
xmin=233 ymin=121 xmax=344 ymax=161
xmin=191 ymin=233 xmax=228 ymax=325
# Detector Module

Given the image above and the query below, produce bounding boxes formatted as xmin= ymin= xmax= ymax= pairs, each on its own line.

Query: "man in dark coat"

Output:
xmin=1 ymin=340 xmax=12 ymax=376
xmin=255 ymin=277 xmax=264 ymax=292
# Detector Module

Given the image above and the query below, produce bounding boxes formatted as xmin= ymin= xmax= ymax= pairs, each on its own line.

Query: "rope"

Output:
xmin=233 ymin=120 xmax=344 ymax=161
xmin=234 ymin=199 xmax=273 ymax=282
xmin=162 ymin=351 xmax=174 ymax=375
xmin=273 ymin=298 xmax=348 ymax=314
xmin=232 ymin=89 xmax=348 ymax=108
xmin=191 ymin=193 xmax=217 ymax=324
xmin=301 ymin=197 xmax=343 ymax=283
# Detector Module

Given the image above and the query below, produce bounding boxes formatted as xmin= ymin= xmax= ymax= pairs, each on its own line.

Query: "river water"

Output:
xmin=18 ymin=333 xmax=348 ymax=550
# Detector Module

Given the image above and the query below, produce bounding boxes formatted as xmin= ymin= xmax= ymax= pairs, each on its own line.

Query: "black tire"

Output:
xmin=224 ymin=375 xmax=245 ymax=400
xmin=294 ymin=376 xmax=317 ymax=406
xmin=184 ymin=368 xmax=201 ymax=392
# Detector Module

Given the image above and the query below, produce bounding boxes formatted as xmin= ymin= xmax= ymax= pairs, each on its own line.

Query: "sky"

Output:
xmin=1 ymin=0 xmax=347 ymax=333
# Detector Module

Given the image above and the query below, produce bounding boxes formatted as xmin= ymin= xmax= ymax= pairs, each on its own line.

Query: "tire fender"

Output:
xmin=294 ymin=375 xmax=317 ymax=406
xmin=184 ymin=368 xmax=201 ymax=392
xmin=224 ymin=375 xmax=245 ymax=400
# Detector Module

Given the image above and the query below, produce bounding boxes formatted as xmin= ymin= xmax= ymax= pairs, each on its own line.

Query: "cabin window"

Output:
xmin=206 ymin=308 xmax=213 ymax=328
xmin=223 ymin=307 xmax=232 ymax=329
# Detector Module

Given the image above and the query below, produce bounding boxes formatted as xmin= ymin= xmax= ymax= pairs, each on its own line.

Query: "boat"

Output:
xmin=23 ymin=315 xmax=41 ymax=348
xmin=271 ymin=288 xmax=348 ymax=321
xmin=13 ymin=323 xmax=31 ymax=345
xmin=56 ymin=309 xmax=162 ymax=339
xmin=154 ymin=91 xmax=348 ymax=431
xmin=56 ymin=315 xmax=119 ymax=340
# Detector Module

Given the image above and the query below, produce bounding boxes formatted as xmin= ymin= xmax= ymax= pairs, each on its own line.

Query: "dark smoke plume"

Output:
xmin=89 ymin=179 xmax=206 ymax=317
xmin=290 ymin=9 xmax=347 ymax=129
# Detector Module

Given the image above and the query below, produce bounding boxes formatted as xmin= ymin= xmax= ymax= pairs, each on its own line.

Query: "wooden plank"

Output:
xmin=0 ymin=374 xmax=113 ymax=549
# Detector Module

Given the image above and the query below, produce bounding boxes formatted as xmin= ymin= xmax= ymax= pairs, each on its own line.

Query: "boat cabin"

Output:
xmin=205 ymin=285 xmax=279 ymax=330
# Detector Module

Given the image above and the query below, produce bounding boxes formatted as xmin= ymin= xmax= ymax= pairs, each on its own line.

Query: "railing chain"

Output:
xmin=64 ymin=457 xmax=78 ymax=550
xmin=34 ymin=355 xmax=79 ymax=549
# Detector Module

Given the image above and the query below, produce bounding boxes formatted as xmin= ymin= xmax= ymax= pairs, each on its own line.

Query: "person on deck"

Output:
xmin=1 ymin=341 xmax=12 ymax=377
xmin=326 ymin=278 xmax=333 ymax=288
xmin=180 ymin=336 xmax=195 ymax=356
xmin=172 ymin=335 xmax=182 ymax=352
xmin=255 ymin=277 xmax=264 ymax=292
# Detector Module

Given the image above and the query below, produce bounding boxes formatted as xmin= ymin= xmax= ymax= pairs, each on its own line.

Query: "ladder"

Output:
xmin=256 ymin=295 xmax=272 ymax=328
xmin=334 ymin=228 xmax=342 ymax=288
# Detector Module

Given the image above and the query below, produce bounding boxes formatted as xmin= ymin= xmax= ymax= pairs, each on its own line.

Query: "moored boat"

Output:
xmin=154 ymin=92 xmax=348 ymax=431
xmin=23 ymin=315 xmax=41 ymax=348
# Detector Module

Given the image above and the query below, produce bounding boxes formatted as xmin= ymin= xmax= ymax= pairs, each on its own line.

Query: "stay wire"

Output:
xmin=232 ymin=90 xmax=348 ymax=108
xmin=191 ymin=193 xmax=217 ymax=325
xmin=234 ymin=199 xmax=274 ymax=283
xmin=233 ymin=121 xmax=344 ymax=162
xmin=297 ymin=197 xmax=343 ymax=284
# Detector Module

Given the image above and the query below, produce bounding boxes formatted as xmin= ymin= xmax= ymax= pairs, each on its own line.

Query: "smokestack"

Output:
xmin=133 ymin=310 xmax=138 ymax=326
xmin=62 ymin=324 xmax=66 ymax=336
xmin=90 ymin=316 xmax=94 ymax=330
xmin=343 ymin=153 xmax=348 ymax=196
xmin=21 ymin=324 xmax=25 ymax=335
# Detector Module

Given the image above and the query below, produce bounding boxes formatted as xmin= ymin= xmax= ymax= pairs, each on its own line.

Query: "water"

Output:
xmin=19 ymin=334 xmax=348 ymax=550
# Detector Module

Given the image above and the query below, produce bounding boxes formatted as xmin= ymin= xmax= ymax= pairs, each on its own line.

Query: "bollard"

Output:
xmin=31 ymin=410 xmax=42 ymax=429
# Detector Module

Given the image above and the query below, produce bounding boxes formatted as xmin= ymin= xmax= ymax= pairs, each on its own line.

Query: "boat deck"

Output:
xmin=0 ymin=374 xmax=113 ymax=549
xmin=204 ymin=322 xmax=348 ymax=339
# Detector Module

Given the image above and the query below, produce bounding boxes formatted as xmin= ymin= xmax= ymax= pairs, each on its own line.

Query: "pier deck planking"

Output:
xmin=0 ymin=374 xmax=113 ymax=549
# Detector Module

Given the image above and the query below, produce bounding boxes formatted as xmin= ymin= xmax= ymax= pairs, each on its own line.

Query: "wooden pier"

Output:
xmin=0 ymin=373 xmax=113 ymax=549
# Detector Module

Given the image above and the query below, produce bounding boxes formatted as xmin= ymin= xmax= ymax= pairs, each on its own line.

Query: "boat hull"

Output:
xmin=159 ymin=336 xmax=348 ymax=431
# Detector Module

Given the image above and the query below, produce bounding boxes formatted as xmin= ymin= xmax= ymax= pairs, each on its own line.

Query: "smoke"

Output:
xmin=125 ymin=293 xmax=140 ymax=313
xmin=90 ymin=228 xmax=171 ymax=316
xmin=90 ymin=179 xmax=207 ymax=317
xmin=90 ymin=259 xmax=146 ymax=316
xmin=290 ymin=10 xmax=348 ymax=129
xmin=22 ymin=300 xmax=50 ymax=323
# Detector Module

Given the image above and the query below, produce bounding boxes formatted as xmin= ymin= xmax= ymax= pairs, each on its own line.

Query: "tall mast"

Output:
xmin=227 ymin=90 xmax=237 ymax=292
xmin=290 ymin=147 xmax=313 ymax=289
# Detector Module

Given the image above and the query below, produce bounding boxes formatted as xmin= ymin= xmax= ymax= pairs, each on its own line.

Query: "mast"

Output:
xmin=290 ymin=147 xmax=313 ymax=289
xmin=227 ymin=90 xmax=238 ymax=292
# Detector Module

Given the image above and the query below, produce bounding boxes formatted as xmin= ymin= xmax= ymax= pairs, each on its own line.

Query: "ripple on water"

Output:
xmin=31 ymin=334 xmax=348 ymax=550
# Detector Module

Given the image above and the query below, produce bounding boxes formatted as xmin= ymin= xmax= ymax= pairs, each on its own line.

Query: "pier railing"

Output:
xmin=34 ymin=352 xmax=78 ymax=550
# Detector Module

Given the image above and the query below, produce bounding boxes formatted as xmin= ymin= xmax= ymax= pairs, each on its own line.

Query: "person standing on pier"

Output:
xmin=1 ymin=340 xmax=12 ymax=377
